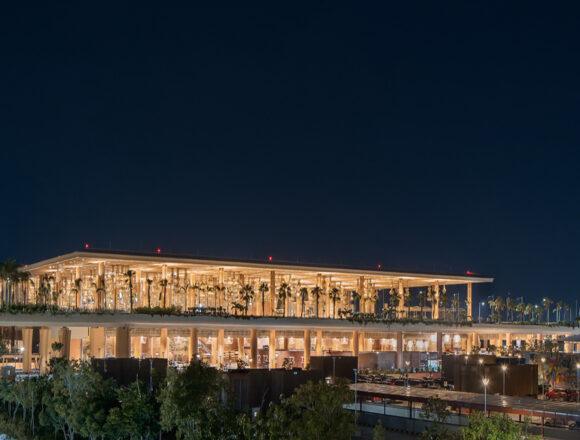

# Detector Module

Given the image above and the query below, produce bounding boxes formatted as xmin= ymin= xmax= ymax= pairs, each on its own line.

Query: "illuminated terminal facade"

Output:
xmin=1 ymin=249 xmax=578 ymax=374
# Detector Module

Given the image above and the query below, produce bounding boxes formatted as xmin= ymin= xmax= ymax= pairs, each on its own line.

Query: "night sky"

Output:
xmin=1 ymin=4 xmax=579 ymax=311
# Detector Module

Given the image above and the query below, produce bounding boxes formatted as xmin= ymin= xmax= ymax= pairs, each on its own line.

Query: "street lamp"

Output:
xmin=540 ymin=357 xmax=546 ymax=396
xmin=482 ymin=378 xmax=489 ymax=415
xmin=501 ymin=364 xmax=507 ymax=395
xmin=353 ymin=368 xmax=358 ymax=424
xmin=405 ymin=360 xmax=411 ymax=387
xmin=479 ymin=302 xmax=485 ymax=322
xmin=576 ymin=362 xmax=579 ymax=404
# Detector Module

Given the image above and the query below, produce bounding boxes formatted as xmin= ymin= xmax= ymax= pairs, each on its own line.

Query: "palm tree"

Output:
xmin=299 ymin=287 xmax=308 ymax=317
xmin=495 ymin=296 xmax=505 ymax=323
xmin=258 ymin=282 xmax=269 ymax=316
xmin=404 ymin=288 xmax=412 ymax=318
xmin=524 ymin=303 xmax=533 ymax=321
xmin=277 ymin=283 xmax=291 ymax=317
xmin=563 ymin=303 xmax=570 ymax=322
xmin=18 ymin=271 xmax=31 ymax=304
xmin=159 ymin=279 xmax=168 ymax=308
xmin=74 ymin=278 xmax=82 ymax=308
xmin=328 ymin=287 xmax=341 ymax=319
xmin=555 ymin=300 xmax=563 ymax=322
xmin=239 ymin=284 xmax=255 ymax=315
xmin=487 ymin=298 xmax=496 ymax=320
xmin=451 ymin=294 xmax=460 ymax=322
xmin=125 ymin=270 xmax=135 ymax=312
xmin=311 ymin=286 xmax=323 ymax=318
xmin=439 ymin=290 xmax=450 ymax=321
xmin=516 ymin=302 xmax=525 ymax=322
xmin=542 ymin=297 xmax=553 ymax=324
xmin=146 ymin=278 xmax=153 ymax=307
xmin=506 ymin=298 xmax=516 ymax=322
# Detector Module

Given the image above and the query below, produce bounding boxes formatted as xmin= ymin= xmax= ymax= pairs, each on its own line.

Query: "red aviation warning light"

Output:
xmin=85 ymin=243 xmax=89 ymax=249
xmin=157 ymin=248 xmax=161 ymax=254
xmin=377 ymin=264 xmax=382 ymax=269
xmin=268 ymin=256 xmax=273 ymax=262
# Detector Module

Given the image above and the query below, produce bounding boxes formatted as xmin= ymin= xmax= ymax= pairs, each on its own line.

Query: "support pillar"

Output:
xmin=237 ymin=337 xmax=245 ymax=359
xmin=304 ymin=329 xmax=311 ymax=368
xmin=316 ymin=330 xmax=323 ymax=356
xmin=22 ymin=327 xmax=33 ymax=373
xmin=396 ymin=331 xmax=403 ymax=369
xmin=89 ymin=327 xmax=105 ymax=358
xmin=269 ymin=271 xmax=276 ymax=315
xmin=359 ymin=331 xmax=365 ymax=352
xmin=217 ymin=329 xmax=224 ymax=367
xmin=132 ymin=334 xmax=141 ymax=359
xmin=250 ymin=329 xmax=257 ymax=368
xmin=467 ymin=283 xmax=472 ymax=321
xmin=352 ymin=330 xmax=359 ymax=357
xmin=39 ymin=327 xmax=51 ymax=374
xmin=436 ymin=331 xmax=442 ymax=354
xmin=188 ymin=328 xmax=198 ymax=361
xmin=433 ymin=282 xmax=440 ymax=320
xmin=160 ymin=328 xmax=168 ymax=359
xmin=115 ymin=327 xmax=130 ymax=358
xmin=58 ymin=327 xmax=71 ymax=360
xmin=269 ymin=330 xmax=276 ymax=369
xmin=466 ymin=333 xmax=473 ymax=354
xmin=506 ymin=333 xmax=512 ymax=348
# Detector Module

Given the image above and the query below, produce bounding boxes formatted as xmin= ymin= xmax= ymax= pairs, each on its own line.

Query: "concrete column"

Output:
xmin=396 ymin=331 xmax=403 ymax=369
xmin=467 ymin=283 xmax=473 ymax=321
xmin=217 ymin=329 xmax=224 ymax=367
xmin=250 ymin=329 xmax=257 ymax=368
xmin=472 ymin=332 xmax=479 ymax=350
xmin=39 ymin=327 xmax=51 ymax=374
xmin=22 ymin=327 xmax=33 ymax=373
xmin=304 ymin=329 xmax=311 ymax=368
xmin=436 ymin=331 xmax=442 ymax=354
xmin=283 ymin=337 xmax=289 ymax=350
xmin=160 ymin=328 xmax=168 ymax=359
xmin=269 ymin=330 xmax=276 ymax=369
xmin=316 ymin=330 xmax=323 ymax=356
xmin=352 ymin=330 xmax=359 ymax=357
xmin=135 ymin=269 xmax=142 ymax=308
xmin=188 ymin=328 xmax=198 ymax=361
xmin=211 ymin=335 xmax=217 ymax=365
xmin=506 ymin=333 xmax=512 ymax=348
xmin=114 ymin=327 xmax=130 ymax=358
xmin=398 ymin=279 xmax=404 ymax=315
xmin=58 ymin=327 xmax=71 ymax=360
xmin=359 ymin=331 xmax=365 ymax=352
xmin=89 ymin=327 xmax=105 ymax=358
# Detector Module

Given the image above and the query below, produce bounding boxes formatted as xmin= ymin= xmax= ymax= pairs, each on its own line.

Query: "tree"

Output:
xmin=277 ymin=283 xmax=291 ymax=317
xmin=451 ymin=294 xmax=460 ymax=322
xmin=563 ymin=303 xmax=570 ymax=322
xmin=506 ymin=297 xmax=516 ymax=322
xmin=494 ymin=296 xmax=505 ymax=322
xmin=158 ymin=360 xmax=238 ymax=439
xmin=516 ymin=302 xmax=525 ymax=322
xmin=239 ymin=284 xmax=255 ymax=315
xmin=146 ymin=278 xmax=153 ymax=308
xmin=460 ymin=412 xmax=538 ymax=440
xmin=404 ymin=288 xmax=412 ymax=318
xmin=259 ymin=282 xmax=269 ymax=316
xmin=328 ymin=287 xmax=341 ymax=319
xmin=105 ymin=381 xmax=160 ymax=440
xmin=554 ymin=300 xmax=563 ymax=322
xmin=159 ymin=279 xmax=168 ymax=308
xmin=542 ymin=297 xmax=553 ymax=324
xmin=420 ymin=396 xmax=451 ymax=440
xmin=262 ymin=379 xmax=354 ymax=440
xmin=299 ymin=287 xmax=308 ymax=317
xmin=311 ymin=286 xmax=323 ymax=318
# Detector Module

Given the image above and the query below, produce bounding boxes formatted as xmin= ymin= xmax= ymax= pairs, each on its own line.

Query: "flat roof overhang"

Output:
xmin=352 ymin=383 xmax=580 ymax=422
xmin=24 ymin=249 xmax=493 ymax=289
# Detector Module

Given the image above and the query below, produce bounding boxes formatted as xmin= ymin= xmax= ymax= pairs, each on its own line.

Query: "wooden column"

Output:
xmin=115 ymin=327 xmax=130 ymax=358
xmin=436 ymin=332 xmax=443 ymax=353
xmin=316 ymin=330 xmax=323 ymax=356
xmin=250 ymin=329 xmax=258 ymax=368
xmin=352 ymin=330 xmax=359 ymax=357
xmin=160 ymin=328 xmax=168 ymax=359
xmin=89 ymin=327 xmax=105 ymax=358
xmin=58 ymin=327 xmax=71 ymax=360
xmin=396 ymin=331 xmax=403 ymax=369
xmin=467 ymin=283 xmax=473 ymax=321
xmin=188 ymin=328 xmax=198 ymax=361
xmin=303 ymin=329 xmax=311 ymax=368
xmin=269 ymin=330 xmax=277 ymax=369
xmin=22 ymin=327 xmax=33 ymax=373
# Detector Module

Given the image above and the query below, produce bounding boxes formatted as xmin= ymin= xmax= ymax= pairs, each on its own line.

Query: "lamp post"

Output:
xmin=540 ymin=357 xmax=546 ymax=396
xmin=576 ymin=362 xmax=579 ymax=404
xmin=353 ymin=368 xmax=358 ymax=424
xmin=405 ymin=360 xmax=410 ymax=387
xmin=501 ymin=364 xmax=507 ymax=395
xmin=482 ymin=378 xmax=489 ymax=415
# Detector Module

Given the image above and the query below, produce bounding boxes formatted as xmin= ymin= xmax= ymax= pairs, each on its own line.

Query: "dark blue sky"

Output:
xmin=1 ymin=4 xmax=579 ymax=310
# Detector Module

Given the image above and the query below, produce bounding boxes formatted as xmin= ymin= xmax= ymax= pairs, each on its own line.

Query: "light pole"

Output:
xmin=540 ymin=357 xmax=546 ymax=396
xmin=479 ymin=302 xmax=485 ymax=323
xmin=482 ymin=378 xmax=489 ymax=416
xmin=353 ymin=368 xmax=358 ymax=423
xmin=405 ymin=360 xmax=410 ymax=387
xmin=501 ymin=364 xmax=507 ymax=395
xmin=576 ymin=362 xmax=579 ymax=404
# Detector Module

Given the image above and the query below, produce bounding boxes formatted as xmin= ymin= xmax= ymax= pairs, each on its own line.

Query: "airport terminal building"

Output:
xmin=1 ymin=249 xmax=578 ymax=374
